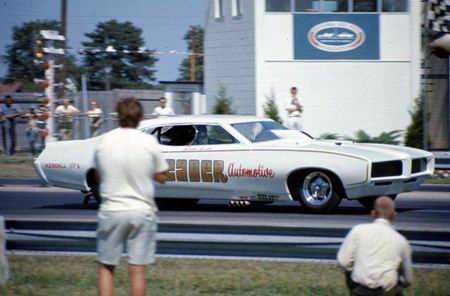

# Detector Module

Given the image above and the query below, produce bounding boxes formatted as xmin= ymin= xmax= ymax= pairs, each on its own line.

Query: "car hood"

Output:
xmin=254 ymin=139 xmax=433 ymax=162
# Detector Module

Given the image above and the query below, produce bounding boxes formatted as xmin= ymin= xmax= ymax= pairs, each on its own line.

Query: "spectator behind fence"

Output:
xmin=25 ymin=109 xmax=40 ymax=156
xmin=1 ymin=95 xmax=22 ymax=155
xmin=35 ymin=100 xmax=49 ymax=150
xmin=86 ymin=100 xmax=103 ymax=137
xmin=153 ymin=96 xmax=175 ymax=116
xmin=54 ymin=99 xmax=80 ymax=140
xmin=94 ymin=97 xmax=168 ymax=296
xmin=337 ymin=196 xmax=413 ymax=296
xmin=285 ymin=87 xmax=303 ymax=131
xmin=0 ymin=105 xmax=5 ymax=154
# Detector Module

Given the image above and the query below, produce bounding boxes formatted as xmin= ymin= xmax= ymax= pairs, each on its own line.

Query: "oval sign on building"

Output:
xmin=308 ymin=21 xmax=366 ymax=52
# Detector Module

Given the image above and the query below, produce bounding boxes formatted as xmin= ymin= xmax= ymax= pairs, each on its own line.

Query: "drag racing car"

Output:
xmin=34 ymin=115 xmax=435 ymax=213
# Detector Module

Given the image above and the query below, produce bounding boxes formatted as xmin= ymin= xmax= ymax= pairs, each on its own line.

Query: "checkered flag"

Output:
xmin=427 ymin=0 xmax=449 ymax=33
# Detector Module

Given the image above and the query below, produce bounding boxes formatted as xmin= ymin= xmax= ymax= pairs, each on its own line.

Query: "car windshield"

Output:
xmin=232 ymin=121 xmax=288 ymax=142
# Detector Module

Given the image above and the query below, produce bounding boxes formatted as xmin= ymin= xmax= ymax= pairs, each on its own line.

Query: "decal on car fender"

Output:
xmin=166 ymin=159 xmax=276 ymax=183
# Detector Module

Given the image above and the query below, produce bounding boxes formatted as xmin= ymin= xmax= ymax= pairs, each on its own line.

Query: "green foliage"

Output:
xmin=82 ymin=19 xmax=157 ymax=90
xmin=263 ymin=92 xmax=282 ymax=123
xmin=213 ymin=85 xmax=233 ymax=114
xmin=353 ymin=129 xmax=403 ymax=145
xmin=178 ymin=25 xmax=204 ymax=81
xmin=405 ymin=97 xmax=423 ymax=148
xmin=2 ymin=20 xmax=80 ymax=91
xmin=319 ymin=133 xmax=339 ymax=140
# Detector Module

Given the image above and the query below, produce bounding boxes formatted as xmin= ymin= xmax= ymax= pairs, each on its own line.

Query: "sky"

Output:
xmin=0 ymin=0 xmax=208 ymax=81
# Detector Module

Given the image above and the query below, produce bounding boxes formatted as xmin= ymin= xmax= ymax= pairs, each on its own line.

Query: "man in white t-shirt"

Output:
xmin=285 ymin=86 xmax=303 ymax=131
xmin=152 ymin=96 xmax=175 ymax=116
xmin=54 ymin=99 xmax=80 ymax=140
xmin=94 ymin=97 xmax=168 ymax=296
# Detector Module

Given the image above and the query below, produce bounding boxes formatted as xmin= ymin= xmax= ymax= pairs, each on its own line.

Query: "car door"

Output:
xmin=150 ymin=123 xmax=246 ymax=199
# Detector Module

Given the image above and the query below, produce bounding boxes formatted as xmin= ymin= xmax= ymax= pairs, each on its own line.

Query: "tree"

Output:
xmin=2 ymin=20 xmax=80 ymax=91
xmin=405 ymin=97 xmax=423 ymax=148
xmin=263 ymin=91 xmax=282 ymax=123
xmin=178 ymin=25 xmax=204 ymax=81
xmin=353 ymin=129 xmax=402 ymax=145
xmin=82 ymin=20 xmax=157 ymax=90
xmin=213 ymin=85 xmax=233 ymax=114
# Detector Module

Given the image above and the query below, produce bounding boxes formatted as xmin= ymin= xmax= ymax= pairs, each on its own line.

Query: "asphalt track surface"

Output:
xmin=0 ymin=185 xmax=450 ymax=230
xmin=1 ymin=184 xmax=450 ymax=264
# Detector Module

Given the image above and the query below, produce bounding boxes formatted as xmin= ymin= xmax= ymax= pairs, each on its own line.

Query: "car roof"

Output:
xmin=140 ymin=115 xmax=273 ymax=126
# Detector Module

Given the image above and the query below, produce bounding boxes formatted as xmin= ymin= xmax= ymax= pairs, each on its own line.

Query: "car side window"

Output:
xmin=191 ymin=125 xmax=238 ymax=145
xmin=158 ymin=125 xmax=197 ymax=146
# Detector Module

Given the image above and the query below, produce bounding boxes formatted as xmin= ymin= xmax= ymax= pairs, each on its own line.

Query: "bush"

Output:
xmin=263 ymin=92 xmax=282 ymax=123
xmin=405 ymin=97 xmax=423 ymax=148
xmin=213 ymin=85 xmax=233 ymax=114
xmin=319 ymin=133 xmax=339 ymax=140
xmin=353 ymin=129 xmax=403 ymax=145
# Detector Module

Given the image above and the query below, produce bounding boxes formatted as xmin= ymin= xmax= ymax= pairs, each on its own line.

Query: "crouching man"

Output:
xmin=337 ymin=196 xmax=413 ymax=296
xmin=94 ymin=97 xmax=168 ymax=296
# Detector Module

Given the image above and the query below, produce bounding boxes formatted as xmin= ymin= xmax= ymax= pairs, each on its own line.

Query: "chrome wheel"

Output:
xmin=301 ymin=172 xmax=333 ymax=206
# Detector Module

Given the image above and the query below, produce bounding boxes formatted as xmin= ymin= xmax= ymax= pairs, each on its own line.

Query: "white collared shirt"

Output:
xmin=337 ymin=218 xmax=413 ymax=291
xmin=153 ymin=106 xmax=175 ymax=116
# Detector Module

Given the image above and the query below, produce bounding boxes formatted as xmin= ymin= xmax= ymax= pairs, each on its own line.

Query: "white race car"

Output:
xmin=34 ymin=115 xmax=434 ymax=213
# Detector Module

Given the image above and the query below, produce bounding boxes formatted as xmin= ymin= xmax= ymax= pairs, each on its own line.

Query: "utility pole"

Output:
xmin=189 ymin=53 xmax=196 ymax=82
xmin=60 ymin=0 xmax=68 ymax=97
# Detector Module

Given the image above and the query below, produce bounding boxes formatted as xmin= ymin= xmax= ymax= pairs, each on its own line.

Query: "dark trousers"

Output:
xmin=346 ymin=272 xmax=404 ymax=296
xmin=6 ymin=120 xmax=16 ymax=155
xmin=0 ymin=122 xmax=6 ymax=154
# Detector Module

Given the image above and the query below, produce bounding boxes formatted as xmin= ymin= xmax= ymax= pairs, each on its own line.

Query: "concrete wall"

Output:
xmin=205 ymin=0 xmax=256 ymax=114
xmin=254 ymin=3 xmax=421 ymax=138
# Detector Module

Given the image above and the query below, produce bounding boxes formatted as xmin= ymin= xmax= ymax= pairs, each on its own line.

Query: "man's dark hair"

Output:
xmin=159 ymin=96 xmax=166 ymax=101
xmin=290 ymin=87 xmax=297 ymax=91
xmin=116 ymin=97 xmax=144 ymax=128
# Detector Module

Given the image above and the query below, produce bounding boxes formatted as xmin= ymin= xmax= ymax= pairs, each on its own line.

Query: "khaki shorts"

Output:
xmin=96 ymin=210 xmax=157 ymax=266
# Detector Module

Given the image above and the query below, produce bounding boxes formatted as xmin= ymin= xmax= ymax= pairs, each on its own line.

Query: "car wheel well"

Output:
xmin=287 ymin=168 xmax=347 ymax=201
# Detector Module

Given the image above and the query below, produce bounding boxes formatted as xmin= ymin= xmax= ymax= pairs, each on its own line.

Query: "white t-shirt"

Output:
xmin=153 ymin=106 xmax=175 ymax=116
xmin=54 ymin=105 xmax=79 ymax=116
xmin=94 ymin=128 xmax=168 ymax=213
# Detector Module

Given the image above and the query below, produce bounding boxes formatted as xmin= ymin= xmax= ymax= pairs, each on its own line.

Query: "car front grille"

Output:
xmin=371 ymin=161 xmax=403 ymax=178
xmin=412 ymin=158 xmax=427 ymax=174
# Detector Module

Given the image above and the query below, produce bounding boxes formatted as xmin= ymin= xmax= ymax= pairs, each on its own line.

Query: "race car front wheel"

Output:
xmin=294 ymin=170 xmax=342 ymax=213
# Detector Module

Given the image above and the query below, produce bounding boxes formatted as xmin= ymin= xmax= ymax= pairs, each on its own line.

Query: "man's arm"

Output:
xmin=337 ymin=228 xmax=357 ymax=271
xmin=399 ymin=242 xmax=413 ymax=287
xmin=150 ymin=137 xmax=169 ymax=184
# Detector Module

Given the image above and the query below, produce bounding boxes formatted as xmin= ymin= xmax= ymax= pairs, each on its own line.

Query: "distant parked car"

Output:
xmin=34 ymin=115 xmax=434 ymax=213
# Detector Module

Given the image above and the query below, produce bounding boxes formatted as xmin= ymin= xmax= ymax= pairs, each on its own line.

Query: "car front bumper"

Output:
xmin=345 ymin=175 xmax=429 ymax=199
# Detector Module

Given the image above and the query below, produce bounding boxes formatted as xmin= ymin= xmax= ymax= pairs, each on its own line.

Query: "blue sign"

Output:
xmin=294 ymin=14 xmax=379 ymax=60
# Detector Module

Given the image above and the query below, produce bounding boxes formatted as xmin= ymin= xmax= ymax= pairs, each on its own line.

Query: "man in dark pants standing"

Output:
xmin=0 ymin=106 xmax=6 ymax=154
xmin=1 ymin=96 xmax=21 ymax=155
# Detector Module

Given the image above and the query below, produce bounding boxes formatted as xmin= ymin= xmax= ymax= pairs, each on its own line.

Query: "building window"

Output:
xmin=353 ymin=0 xmax=377 ymax=11
xmin=295 ymin=0 xmax=321 ymax=11
xmin=232 ymin=0 xmax=242 ymax=17
xmin=322 ymin=0 xmax=349 ymax=12
xmin=214 ymin=0 xmax=223 ymax=19
xmin=382 ymin=0 xmax=407 ymax=12
xmin=266 ymin=0 xmax=291 ymax=12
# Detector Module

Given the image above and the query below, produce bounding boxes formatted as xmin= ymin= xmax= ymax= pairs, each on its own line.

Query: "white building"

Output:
xmin=205 ymin=0 xmax=422 ymax=138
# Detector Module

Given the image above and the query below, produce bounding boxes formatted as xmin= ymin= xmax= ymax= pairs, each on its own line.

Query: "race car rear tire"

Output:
xmin=358 ymin=194 xmax=397 ymax=210
xmin=156 ymin=198 xmax=199 ymax=209
xmin=292 ymin=170 xmax=342 ymax=213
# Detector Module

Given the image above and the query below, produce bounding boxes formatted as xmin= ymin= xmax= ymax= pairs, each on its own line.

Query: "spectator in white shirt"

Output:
xmin=54 ymin=99 xmax=80 ymax=140
xmin=94 ymin=97 xmax=168 ymax=296
xmin=337 ymin=196 xmax=413 ymax=296
xmin=86 ymin=100 xmax=103 ymax=137
xmin=153 ymin=96 xmax=175 ymax=116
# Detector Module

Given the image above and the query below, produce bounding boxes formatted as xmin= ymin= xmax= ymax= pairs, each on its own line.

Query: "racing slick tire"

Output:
xmin=290 ymin=170 xmax=342 ymax=213
xmin=357 ymin=194 xmax=397 ymax=211
xmin=155 ymin=198 xmax=199 ymax=210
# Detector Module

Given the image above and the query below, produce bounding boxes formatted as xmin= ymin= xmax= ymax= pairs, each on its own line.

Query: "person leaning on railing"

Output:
xmin=54 ymin=99 xmax=80 ymax=140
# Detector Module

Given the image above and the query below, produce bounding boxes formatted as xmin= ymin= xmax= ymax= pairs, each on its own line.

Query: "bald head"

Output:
xmin=372 ymin=196 xmax=396 ymax=221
